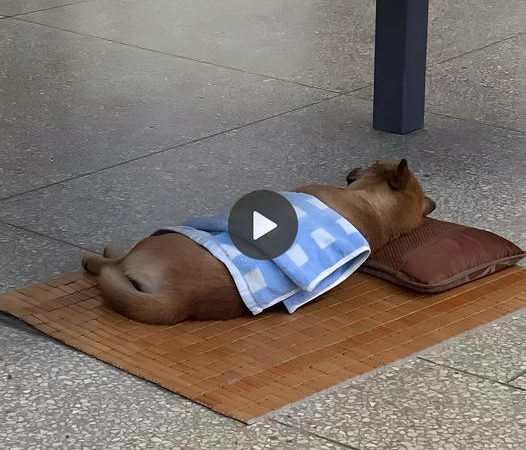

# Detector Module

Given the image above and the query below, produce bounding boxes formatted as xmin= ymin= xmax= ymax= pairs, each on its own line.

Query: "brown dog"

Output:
xmin=82 ymin=160 xmax=435 ymax=324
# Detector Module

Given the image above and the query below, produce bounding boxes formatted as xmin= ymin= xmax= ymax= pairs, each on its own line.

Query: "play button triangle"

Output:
xmin=228 ymin=190 xmax=298 ymax=259
xmin=252 ymin=211 xmax=278 ymax=241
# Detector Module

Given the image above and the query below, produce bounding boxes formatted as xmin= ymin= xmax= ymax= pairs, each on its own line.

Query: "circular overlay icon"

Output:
xmin=228 ymin=190 xmax=298 ymax=260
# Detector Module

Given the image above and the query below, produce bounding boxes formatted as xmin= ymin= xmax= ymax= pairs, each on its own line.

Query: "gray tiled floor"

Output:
xmin=426 ymin=0 xmax=526 ymax=62
xmin=355 ymin=34 xmax=526 ymax=132
xmin=0 ymin=18 xmax=330 ymax=198
xmin=0 ymin=97 xmax=526 ymax=250
xmin=0 ymin=0 xmax=87 ymax=17
xmin=15 ymin=0 xmax=379 ymax=91
xmin=426 ymin=34 xmax=526 ymax=132
xmin=0 ymin=222 xmax=82 ymax=292
xmin=1 ymin=95 xmax=525 ymax=252
xmin=272 ymin=358 xmax=526 ymax=450
xmin=1 ymin=0 xmax=525 ymax=448
xmin=510 ymin=374 xmax=526 ymax=390
xmin=17 ymin=0 xmax=526 ymax=91
xmin=420 ymin=309 xmax=526 ymax=383
xmin=0 ymin=325 xmax=345 ymax=450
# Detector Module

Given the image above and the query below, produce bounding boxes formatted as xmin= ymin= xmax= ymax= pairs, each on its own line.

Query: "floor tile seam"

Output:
xmin=254 ymin=355 xmax=422 ymax=427
xmin=0 ymin=218 xmax=98 ymax=254
xmin=506 ymin=367 xmax=526 ymax=383
xmin=1 ymin=0 xmax=96 ymax=19
xmin=268 ymin=418 xmax=361 ymax=450
xmin=258 ymin=350 xmax=525 ymax=425
xmin=6 ymin=12 xmax=526 ymax=99
xmin=344 ymin=90 xmax=526 ymax=136
xmin=427 ymin=110 xmax=526 ymax=135
xmin=5 ymin=26 xmax=524 ymax=205
xmin=349 ymin=97 xmax=526 ymax=138
xmin=108 ymin=423 xmax=353 ymax=449
xmin=107 ymin=429 xmax=201 ymax=449
xmin=436 ymin=32 xmax=524 ymax=66
xmin=9 ymin=9 xmax=525 ymax=86
xmin=417 ymin=356 xmax=526 ymax=392
xmin=10 ymin=16 xmax=342 ymax=94
xmin=0 ymin=92 xmax=345 ymax=203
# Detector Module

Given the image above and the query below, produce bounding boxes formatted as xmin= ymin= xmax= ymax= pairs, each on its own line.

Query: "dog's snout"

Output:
xmin=346 ymin=167 xmax=363 ymax=185
xmin=424 ymin=196 xmax=436 ymax=215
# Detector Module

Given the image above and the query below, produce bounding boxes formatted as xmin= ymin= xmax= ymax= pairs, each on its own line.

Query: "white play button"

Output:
xmin=228 ymin=190 xmax=298 ymax=259
xmin=252 ymin=211 xmax=278 ymax=241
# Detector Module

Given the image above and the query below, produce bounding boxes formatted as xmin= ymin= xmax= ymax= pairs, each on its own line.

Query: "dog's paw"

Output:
xmin=81 ymin=254 xmax=90 ymax=272
xmin=103 ymin=246 xmax=123 ymax=259
xmin=82 ymin=253 xmax=103 ymax=275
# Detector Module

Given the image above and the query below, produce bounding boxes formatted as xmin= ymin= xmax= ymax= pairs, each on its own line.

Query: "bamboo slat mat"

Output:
xmin=1 ymin=267 xmax=525 ymax=422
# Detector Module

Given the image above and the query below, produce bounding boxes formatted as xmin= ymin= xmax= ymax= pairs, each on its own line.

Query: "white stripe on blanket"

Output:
xmin=154 ymin=192 xmax=371 ymax=314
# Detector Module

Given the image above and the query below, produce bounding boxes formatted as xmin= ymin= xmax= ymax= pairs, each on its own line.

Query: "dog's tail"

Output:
xmin=98 ymin=265 xmax=186 ymax=324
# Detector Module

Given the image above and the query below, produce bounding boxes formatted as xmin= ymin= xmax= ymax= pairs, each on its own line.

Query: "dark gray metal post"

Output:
xmin=373 ymin=0 xmax=429 ymax=134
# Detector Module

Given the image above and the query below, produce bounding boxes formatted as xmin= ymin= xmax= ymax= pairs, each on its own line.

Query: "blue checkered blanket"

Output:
xmin=155 ymin=192 xmax=370 ymax=314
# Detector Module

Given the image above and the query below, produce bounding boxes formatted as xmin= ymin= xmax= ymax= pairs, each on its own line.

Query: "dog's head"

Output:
xmin=345 ymin=159 xmax=436 ymax=233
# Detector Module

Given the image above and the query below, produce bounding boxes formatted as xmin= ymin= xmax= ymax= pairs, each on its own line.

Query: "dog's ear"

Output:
xmin=389 ymin=159 xmax=410 ymax=190
xmin=423 ymin=196 xmax=436 ymax=215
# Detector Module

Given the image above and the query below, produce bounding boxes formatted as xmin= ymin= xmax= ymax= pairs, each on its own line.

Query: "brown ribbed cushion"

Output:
xmin=361 ymin=218 xmax=525 ymax=293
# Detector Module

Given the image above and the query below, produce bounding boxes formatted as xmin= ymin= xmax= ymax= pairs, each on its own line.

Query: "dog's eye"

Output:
xmin=346 ymin=168 xmax=362 ymax=185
